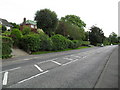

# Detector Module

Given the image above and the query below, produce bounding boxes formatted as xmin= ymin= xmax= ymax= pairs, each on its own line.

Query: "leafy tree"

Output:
xmin=9 ymin=22 xmax=20 ymax=29
xmin=34 ymin=9 xmax=58 ymax=36
xmin=61 ymin=15 xmax=86 ymax=29
xmin=109 ymin=32 xmax=118 ymax=44
xmin=84 ymin=31 xmax=89 ymax=41
xmin=55 ymin=21 xmax=85 ymax=40
xmin=89 ymin=25 xmax=105 ymax=46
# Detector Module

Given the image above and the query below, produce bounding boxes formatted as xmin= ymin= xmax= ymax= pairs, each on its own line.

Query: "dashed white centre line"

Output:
xmin=3 ymin=71 xmax=8 ymax=85
xmin=34 ymin=64 xmax=43 ymax=72
xmin=51 ymin=60 xmax=62 ymax=65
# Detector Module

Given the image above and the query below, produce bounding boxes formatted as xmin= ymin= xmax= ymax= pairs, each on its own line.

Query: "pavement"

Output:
xmin=1 ymin=45 xmax=118 ymax=88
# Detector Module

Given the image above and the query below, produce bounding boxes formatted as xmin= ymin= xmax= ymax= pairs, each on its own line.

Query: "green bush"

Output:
xmin=81 ymin=41 xmax=90 ymax=46
xmin=22 ymin=26 xmax=31 ymax=35
xmin=51 ymin=34 xmax=69 ymax=50
xmin=39 ymin=33 xmax=53 ymax=51
xmin=72 ymin=40 xmax=81 ymax=48
xmin=20 ymin=34 xmax=40 ymax=53
xmin=2 ymin=36 xmax=13 ymax=59
xmin=2 ymin=31 xmax=11 ymax=36
xmin=11 ymin=29 xmax=23 ymax=47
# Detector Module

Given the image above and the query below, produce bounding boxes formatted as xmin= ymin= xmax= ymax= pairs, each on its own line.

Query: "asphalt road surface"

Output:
xmin=1 ymin=45 xmax=118 ymax=88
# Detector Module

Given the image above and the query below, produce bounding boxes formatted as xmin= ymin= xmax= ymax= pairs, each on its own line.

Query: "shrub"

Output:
xmin=39 ymin=33 xmax=53 ymax=51
xmin=22 ymin=26 xmax=31 ymax=35
xmin=11 ymin=29 xmax=23 ymax=47
xmin=51 ymin=34 xmax=69 ymax=50
xmin=2 ymin=31 xmax=11 ymax=36
xmin=81 ymin=41 xmax=90 ymax=46
xmin=20 ymin=34 xmax=40 ymax=53
xmin=72 ymin=40 xmax=81 ymax=48
xmin=2 ymin=36 xmax=13 ymax=59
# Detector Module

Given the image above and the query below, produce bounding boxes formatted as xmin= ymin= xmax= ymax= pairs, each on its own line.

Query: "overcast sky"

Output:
xmin=0 ymin=0 xmax=119 ymax=37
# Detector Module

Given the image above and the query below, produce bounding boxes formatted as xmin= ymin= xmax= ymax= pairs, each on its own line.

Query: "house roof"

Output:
xmin=26 ymin=20 xmax=36 ymax=25
xmin=0 ymin=18 xmax=13 ymax=27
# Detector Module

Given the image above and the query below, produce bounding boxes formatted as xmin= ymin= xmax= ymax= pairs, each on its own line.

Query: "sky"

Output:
xmin=0 ymin=0 xmax=119 ymax=37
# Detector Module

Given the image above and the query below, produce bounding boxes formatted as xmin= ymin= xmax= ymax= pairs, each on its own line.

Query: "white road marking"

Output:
xmin=63 ymin=59 xmax=78 ymax=66
xmin=63 ymin=58 xmax=73 ymax=60
xmin=3 ymin=71 xmax=8 ymax=85
xmin=51 ymin=60 xmax=62 ymax=65
xmin=18 ymin=70 xmax=49 ymax=84
xmin=23 ymin=59 xmax=30 ymax=60
xmin=34 ymin=64 xmax=43 ymax=72
xmin=1 ymin=67 xmax=21 ymax=73
xmin=37 ymin=58 xmax=58 ymax=64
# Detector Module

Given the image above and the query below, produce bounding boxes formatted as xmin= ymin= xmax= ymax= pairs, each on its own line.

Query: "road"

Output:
xmin=1 ymin=45 xmax=118 ymax=88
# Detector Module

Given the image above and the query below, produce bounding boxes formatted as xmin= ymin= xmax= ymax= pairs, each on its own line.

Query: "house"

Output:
xmin=20 ymin=18 xmax=37 ymax=32
xmin=0 ymin=18 xmax=13 ymax=30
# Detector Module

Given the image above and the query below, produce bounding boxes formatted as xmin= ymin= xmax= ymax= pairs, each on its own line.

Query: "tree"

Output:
xmin=61 ymin=15 xmax=86 ymax=28
xmin=55 ymin=21 xmax=85 ymax=40
xmin=109 ymin=32 xmax=118 ymax=44
xmin=89 ymin=25 xmax=105 ymax=46
xmin=9 ymin=22 xmax=20 ymax=29
xmin=34 ymin=9 xmax=58 ymax=36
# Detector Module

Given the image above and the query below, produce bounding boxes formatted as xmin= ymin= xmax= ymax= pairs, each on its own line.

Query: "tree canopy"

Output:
xmin=109 ymin=32 xmax=118 ymax=44
xmin=55 ymin=21 xmax=85 ymax=40
xmin=61 ymin=15 xmax=86 ymax=29
xmin=89 ymin=25 xmax=105 ymax=46
xmin=34 ymin=9 xmax=58 ymax=36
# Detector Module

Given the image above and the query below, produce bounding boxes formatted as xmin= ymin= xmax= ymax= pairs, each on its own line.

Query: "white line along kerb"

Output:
xmin=34 ymin=64 xmax=43 ymax=72
xmin=3 ymin=71 xmax=9 ymax=85
xmin=51 ymin=60 xmax=62 ymax=65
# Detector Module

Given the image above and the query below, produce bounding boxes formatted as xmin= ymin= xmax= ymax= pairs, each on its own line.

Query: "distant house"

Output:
xmin=0 ymin=18 xmax=13 ymax=30
xmin=20 ymin=18 xmax=37 ymax=32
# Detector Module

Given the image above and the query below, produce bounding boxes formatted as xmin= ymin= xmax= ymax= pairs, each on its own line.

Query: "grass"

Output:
xmin=32 ymin=46 xmax=91 ymax=55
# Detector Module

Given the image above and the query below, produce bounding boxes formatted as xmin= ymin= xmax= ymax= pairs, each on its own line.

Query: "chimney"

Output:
xmin=23 ymin=18 xmax=26 ymax=24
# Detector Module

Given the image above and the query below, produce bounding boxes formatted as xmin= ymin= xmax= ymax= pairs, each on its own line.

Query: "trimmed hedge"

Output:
xmin=51 ymin=34 xmax=69 ymax=50
xmin=19 ymin=34 xmax=40 ymax=53
xmin=2 ymin=36 xmax=13 ymax=59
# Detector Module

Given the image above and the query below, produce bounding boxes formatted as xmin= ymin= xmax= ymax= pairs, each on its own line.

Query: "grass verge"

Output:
xmin=32 ymin=46 xmax=91 ymax=55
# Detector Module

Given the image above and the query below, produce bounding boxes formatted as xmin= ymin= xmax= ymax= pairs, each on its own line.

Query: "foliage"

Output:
xmin=89 ymin=25 xmax=105 ymax=46
xmin=2 ymin=36 xmax=13 ymax=59
xmin=72 ymin=40 xmax=81 ymax=48
xmin=22 ymin=26 xmax=31 ymax=35
xmin=19 ymin=34 xmax=40 ymax=53
xmin=103 ymin=37 xmax=110 ymax=45
xmin=38 ymin=33 xmax=53 ymax=51
xmin=9 ymin=22 xmax=20 ymax=29
xmin=2 ymin=31 xmax=11 ymax=36
xmin=35 ymin=8 xmax=58 ymax=36
xmin=109 ymin=32 xmax=118 ymax=44
xmin=37 ymin=28 xmax=44 ymax=34
xmin=84 ymin=31 xmax=89 ymax=41
xmin=61 ymin=15 xmax=86 ymax=28
xmin=2 ymin=25 xmax=7 ymax=33
xmin=56 ymin=21 xmax=85 ymax=40
xmin=51 ymin=34 xmax=69 ymax=50
xmin=81 ymin=41 xmax=90 ymax=46
xmin=11 ymin=29 xmax=23 ymax=47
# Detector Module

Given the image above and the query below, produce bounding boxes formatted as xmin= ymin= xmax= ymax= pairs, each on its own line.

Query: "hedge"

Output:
xmin=51 ymin=34 xmax=69 ymax=50
xmin=2 ymin=36 xmax=13 ymax=59
xmin=39 ymin=33 xmax=53 ymax=51
xmin=11 ymin=29 xmax=23 ymax=47
xmin=19 ymin=34 xmax=40 ymax=53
